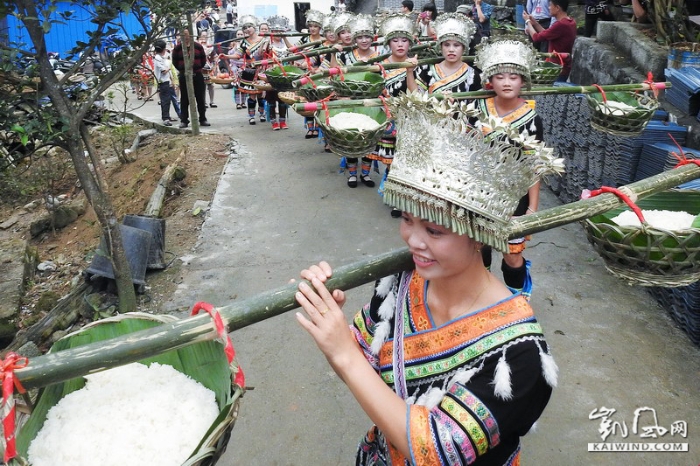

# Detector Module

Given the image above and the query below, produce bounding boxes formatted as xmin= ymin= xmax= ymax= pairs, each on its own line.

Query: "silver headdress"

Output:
xmin=305 ymin=9 xmax=325 ymax=27
xmin=267 ymin=15 xmax=290 ymax=31
xmin=322 ymin=13 xmax=334 ymax=33
xmin=330 ymin=11 xmax=355 ymax=34
xmin=433 ymin=12 xmax=476 ymax=49
xmin=379 ymin=13 xmax=416 ymax=45
xmin=239 ymin=15 xmax=258 ymax=29
xmin=475 ymin=39 xmax=537 ymax=89
xmin=350 ymin=14 xmax=376 ymax=39
xmin=384 ymin=92 xmax=564 ymax=251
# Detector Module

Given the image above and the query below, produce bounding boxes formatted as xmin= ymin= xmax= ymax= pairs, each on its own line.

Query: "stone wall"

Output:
xmin=569 ymin=21 xmax=700 ymax=150
xmin=570 ymin=22 xmax=668 ymax=85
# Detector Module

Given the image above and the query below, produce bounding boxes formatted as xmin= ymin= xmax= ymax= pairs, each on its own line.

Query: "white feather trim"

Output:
xmin=415 ymin=387 xmax=446 ymax=410
xmin=375 ymin=276 xmax=396 ymax=298
xmin=447 ymin=367 xmax=478 ymax=390
xmin=537 ymin=342 xmax=559 ymax=388
xmin=370 ymin=320 xmax=391 ymax=355
xmin=377 ymin=290 xmax=396 ymax=321
xmin=492 ymin=353 xmax=513 ymax=400
xmin=528 ymin=421 xmax=538 ymax=434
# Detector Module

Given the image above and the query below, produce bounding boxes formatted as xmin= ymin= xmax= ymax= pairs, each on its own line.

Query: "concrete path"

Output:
xmin=125 ymin=86 xmax=700 ymax=466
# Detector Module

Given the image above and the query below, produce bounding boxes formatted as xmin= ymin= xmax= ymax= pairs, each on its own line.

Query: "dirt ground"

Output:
xmin=0 ymin=125 xmax=230 ymax=338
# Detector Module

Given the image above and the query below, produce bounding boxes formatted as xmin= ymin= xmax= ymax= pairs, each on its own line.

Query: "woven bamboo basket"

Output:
xmin=265 ymin=65 xmax=306 ymax=91
xmin=210 ymin=77 xmax=237 ymax=85
xmin=251 ymin=80 xmax=272 ymax=91
xmin=583 ymin=190 xmax=700 ymax=287
xmin=330 ymin=71 xmax=385 ymax=99
xmin=12 ymin=313 xmax=244 ymax=466
xmin=316 ymin=107 xmax=390 ymax=157
xmin=586 ymin=91 xmax=658 ymax=137
xmin=278 ymin=91 xmax=300 ymax=106
xmin=277 ymin=92 xmax=317 ymax=117
xmin=531 ymin=61 xmax=562 ymax=85
xmin=296 ymin=84 xmax=335 ymax=102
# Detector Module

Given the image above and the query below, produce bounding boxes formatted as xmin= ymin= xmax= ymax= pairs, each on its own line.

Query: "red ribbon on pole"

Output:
xmin=643 ymin=71 xmax=660 ymax=99
xmin=581 ymin=186 xmax=645 ymax=224
xmin=1 ymin=353 xmax=28 ymax=463
xmin=191 ymin=302 xmax=245 ymax=388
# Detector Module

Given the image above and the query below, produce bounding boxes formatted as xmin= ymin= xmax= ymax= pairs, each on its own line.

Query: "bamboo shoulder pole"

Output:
xmin=12 ymin=164 xmax=700 ymax=390
xmin=13 ymin=249 xmax=414 ymax=390
xmin=256 ymin=42 xmax=437 ymax=69
xmin=507 ymin=163 xmax=700 ymax=238
xmin=260 ymin=32 xmax=310 ymax=37
xmin=292 ymin=82 xmax=671 ymax=111
xmin=249 ymin=44 xmax=357 ymax=67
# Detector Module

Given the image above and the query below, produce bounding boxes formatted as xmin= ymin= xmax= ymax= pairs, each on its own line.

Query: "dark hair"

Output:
xmin=153 ymin=39 xmax=167 ymax=52
xmin=422 ymin=2 xmax=438 ymax=20
xmin=401 ymin=0 xmax=414 ymax=11
xmin=549 ymin=0 xmax=569 ymax=11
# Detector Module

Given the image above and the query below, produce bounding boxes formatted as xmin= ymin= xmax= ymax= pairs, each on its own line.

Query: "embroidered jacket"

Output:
xmin=353 ymin=270 xmax=556 ymax=465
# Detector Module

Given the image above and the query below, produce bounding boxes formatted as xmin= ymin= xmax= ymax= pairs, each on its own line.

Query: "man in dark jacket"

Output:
xmin=171 ymin=30 xmax=210 ymax=128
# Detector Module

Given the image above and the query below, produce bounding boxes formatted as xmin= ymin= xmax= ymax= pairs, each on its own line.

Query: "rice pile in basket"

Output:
xmin=599 ymin=101 xmax=637 ymax=116
xmin=28 ymin=362 xmax=219 ymax=466
xmin=610 ymin=209 xmax=696 ymax=231
xmin=328 ymin=112 xmax=381 ymax=131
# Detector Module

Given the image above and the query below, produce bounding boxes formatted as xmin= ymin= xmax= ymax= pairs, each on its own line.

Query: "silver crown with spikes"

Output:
xmin=474 ymin=39 xmax=537 ymax=89
xmin=433 ymin=12 xmax=477 ymax=49
xmin=330 ymin=11 xmax=355 ymax=34
xmin=379 ymin=13 xmax=416 ymax=45
xmin=322 ymin=13 xmax=334 ymax=32
xmin=350 ymin=14 xmax=376 ymax=39
xmin=305 ymin=9 xmax=325 ymax=27
xmin=239 ymin=15 xmax=258 ymax=29
xmin=383 ymin=92 xmax=564 ymax=251
xmin=267 ymin=15 xmax=290 ymax=31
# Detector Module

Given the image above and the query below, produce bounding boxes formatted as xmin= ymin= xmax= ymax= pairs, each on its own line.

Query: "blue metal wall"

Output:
xmin=2 ymin=3 xmax=148 ymax=58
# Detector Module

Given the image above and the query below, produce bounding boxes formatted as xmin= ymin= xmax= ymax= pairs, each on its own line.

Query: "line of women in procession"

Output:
xmin=214 ymin=7 xmax=562 ymax=295
xmin=210 ymin=7 xmax=564 ymax=466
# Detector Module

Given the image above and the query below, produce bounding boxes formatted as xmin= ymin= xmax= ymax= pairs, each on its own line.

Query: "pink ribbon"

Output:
xmin=1 ymin=353 xmax=28 ymax=463
xmin=191 ymin=302 xmax=245 ymax=388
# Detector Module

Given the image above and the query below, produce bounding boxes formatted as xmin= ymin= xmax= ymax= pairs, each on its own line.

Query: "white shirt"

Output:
xmin=526 ymin=0 xmax=551 ymax=20
xmin=153 ymin=53 xmax=172 ymax=84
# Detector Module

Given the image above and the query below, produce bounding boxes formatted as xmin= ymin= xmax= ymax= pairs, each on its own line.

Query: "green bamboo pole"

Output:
xmin=249 ymin=43 xmax=364 ymax=67
xmin=219 ymin=32 xmax=311 ymax=47
xmin=250 ymin=42 xmax=435 ymax=68
xmin=506 ymin=163 xmax=700 ymax=238
xmin=260 ymin=32 xmax=310 ymax=38
xmin=291 ymin=39 xmax=326 ymax=50
xmin=361 ymin=51 xmax=568 ymax=67
xmin=293 ymin=51 xmax=571 ymax=86
xmin=292 ymin=81 xmax=671 ymax=111
xmin=12 ymin=249 xmax=413 ymax=389
xmin=12 ymin=163 xmax=700 ymax=390
xmin=294 ymin=59 xmax=437 ymax=86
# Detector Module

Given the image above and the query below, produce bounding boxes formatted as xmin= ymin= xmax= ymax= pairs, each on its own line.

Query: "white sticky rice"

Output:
xmin=28 ymin=362 xmax=220 ymax=466
xmin=610 ymin=209 xmax=696 ymax=231
xmin=328 ymin=112 xmax=381 ymax=131
xmin=599 ymin=100 xmax=637 ymax=116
